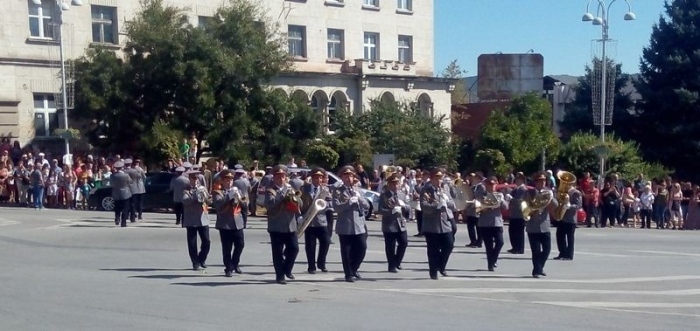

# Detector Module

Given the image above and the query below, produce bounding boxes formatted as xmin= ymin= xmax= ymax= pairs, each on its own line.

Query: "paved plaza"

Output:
xmin=0 ymin=207 xmax=699 ymax=330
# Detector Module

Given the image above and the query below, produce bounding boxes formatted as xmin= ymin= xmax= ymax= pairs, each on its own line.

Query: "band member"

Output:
xmin=213 ymin=170 xmax=245 ymax=277
xmin=265 ymin=165 xmax=303 ymax=285
xmin=322 ymin=173 xmax=336 ymax=244
xmin=465 ymin=173 xmax=485 ymax=248
xmin=477 ymin=177 xmax=509 ymax=271
xmin=300 ymin=167 xmax=332 ymax=274
xmin=170 ymin=166 xmax=189 ymax=226
xmin=507 ymin=172 xmax=528 ymax=254
xmin=232 ymin=169 xmax=251 ymax=228
xmin=526 ymin=172 xmax=559 ymax=278
xmin=125 ymin=158 xmax=146 ymax=221
xmin=555 ymin=183 xmax=582 ymax=260
xmin=110 ymin=161 xmax=132 ymax=227
xmin=420 ymin=168 xmax=455 ymax=279
xmin=379 ymin=174 xmax=410 ymax=273
xmin=333 ymin=165 xmax=370 ymax=283
xmin=182 ymin=170 xmax=212 ymax=271
xmin=412 ymin=171 xmax=429 ymax=237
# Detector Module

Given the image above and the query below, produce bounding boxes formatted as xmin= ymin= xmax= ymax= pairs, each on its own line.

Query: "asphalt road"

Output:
xmin=1 ymin=207 xmax=699 ymax=330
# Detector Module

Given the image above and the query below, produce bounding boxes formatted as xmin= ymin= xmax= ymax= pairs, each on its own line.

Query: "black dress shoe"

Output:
xmin=507 ymin=249 xmax=515 ymax=253
xmin=234 ymin=267 xmax=242 ymax=274
xmin=396 ymin=265 xmax=402 ymax=270
xmin=532 ymin=273 xmax=540 ymax=278
xmin=200 ymin=262 xmax=207 ymax=269
xmin=538 ymin=272 xmax=547 ymax=277
xmin=430 ymin=274 xmax=438 ymax=280
xmin=562 ymin=257 xmax=572 ymax=261
xmin=276 ymin=278 xmax=287 ymax=285
xmin=285 ymin=273 xmax=295 ymax=280
xmin=553 ymin=256 xmax=564 ymax=260
xmin=308 ymin=269 xmax=316 ymax=274
xmin=345 ymin=276 xmax=355 ymax=283
xmin=388 ymin=268 xmax=398 ymax=273
xmin=114 ymin=220 xmax=119 ymax=225
xmin=488 ymin=266 xmax=494 ymax=272
xmin=493 ymin=263 xmax=498 ymax=268
xmin=224 ymin=270 xmax=232 ymax=277
xmin=353 ymin=272 xmax=362 ymax=279
xmin=320 ymin=268 xmax=328 ymax=273
xmin=192 ymin=263 xmax=200 ymax=271
xmin=439 ymin=270 xmax=448 ymax=277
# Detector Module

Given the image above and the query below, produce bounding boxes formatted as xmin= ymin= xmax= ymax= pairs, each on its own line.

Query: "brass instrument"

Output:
xmin=476 ymin=191 xmax=502 ymax=213
xmin=553 ymin=171 xmax=577 ymax=220
xmin=383 ymin=165 xmax=397 ymax=177
xmin=522 ymin=189 xmax=554 ymax=221
xmin=296 ymin=186 xmax=330 ymax=238
xmin=196 ymin=185 xmax=210 ymax=204
xmin=453 ymin=180 xmax=475 ymax=211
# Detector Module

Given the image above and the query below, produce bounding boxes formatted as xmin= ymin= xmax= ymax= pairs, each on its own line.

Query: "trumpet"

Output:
xmin=196 ymin=185 xmax=210 ymax=204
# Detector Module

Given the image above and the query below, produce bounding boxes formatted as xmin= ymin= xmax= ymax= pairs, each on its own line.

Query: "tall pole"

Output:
xmin=599 ymin=5 xmax=607 ymax=187
xmin=57 ymin=4 xmax=71 ymax=160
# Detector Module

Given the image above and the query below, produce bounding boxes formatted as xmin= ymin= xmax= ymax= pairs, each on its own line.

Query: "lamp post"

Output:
xmin=582 ymin=0 xmax=635 ymax=187
xmin=33 ymin=0 xmax=83 ymax=163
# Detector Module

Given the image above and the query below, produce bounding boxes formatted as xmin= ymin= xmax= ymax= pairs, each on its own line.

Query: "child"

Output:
xmin=179 ymin=138 xmax=190 ymax=162
xmin=631 ymin=193 xmax=642 ymax=228
xmin=77 ymin=178 xmax=92 ymax=210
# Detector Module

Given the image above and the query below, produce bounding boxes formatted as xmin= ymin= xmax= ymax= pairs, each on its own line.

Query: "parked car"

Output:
xmin=255 ymin=167 xmax=380 ymax=219
xmin=88 ymin=172 xmax=178 ymax=211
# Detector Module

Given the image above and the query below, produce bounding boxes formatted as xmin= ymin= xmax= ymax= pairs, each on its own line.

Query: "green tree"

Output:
xmin=473 ymin=149 xmax=510 ymax=177
xmin=440 ymin=59 xmax=469 ymax=105
xmin=71 ymin=0 xmax=315 ymax=164
xmin=634 ymin=0 xmax=700 ymax=181
xmin=557 ymin=132 xmax=669 ymax=181
xmin=559 ymin=60 xmax=636 ymax=140
xmin=478 ymin=93 xmax=559 ymax=174
xmin=331 ymin=100 xmax=457 ymax=170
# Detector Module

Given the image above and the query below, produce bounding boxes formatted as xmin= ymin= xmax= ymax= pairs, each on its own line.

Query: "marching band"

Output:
xmin=172 ymin=163 xmax=582 ymax=283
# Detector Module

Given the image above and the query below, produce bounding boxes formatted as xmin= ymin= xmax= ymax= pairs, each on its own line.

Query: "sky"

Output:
xmin=434 ymin=0 xmax=668 ymax=77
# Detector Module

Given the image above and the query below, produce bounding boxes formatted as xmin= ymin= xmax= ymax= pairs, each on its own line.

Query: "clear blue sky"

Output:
xmin=434 ymin=0 xmax=668 ymax=76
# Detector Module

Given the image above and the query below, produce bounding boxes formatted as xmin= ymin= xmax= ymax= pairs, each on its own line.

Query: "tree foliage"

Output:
xmin=440 ymin=59 xmax=469 ymax=105
xmin=478 ymin=93 xmax=560 ymax=174
xmin=559 ymin=60 xmax=636 ymax=140
xmin=634 ymin=0 xmax=700 ymax=181
xmin=557 ymin=132 xmax=669 ymax=182
xmin=324 ymin=100 xmax=458 ymax=170
xmin=71 ymin=0 xmax=316 ymax=165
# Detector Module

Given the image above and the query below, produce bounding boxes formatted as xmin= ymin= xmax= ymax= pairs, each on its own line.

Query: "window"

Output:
xmin=327 ymin=29 xmax=344 ymax=60
xmin=328 ymin=97 xmax=339 ymax=133
xmin=397 ymin=0 xmax=412 ymax=11
xmin=198 ymin=16 xmax=214 ymax=29
xmin=287 ymin=25 xmax=306 ymax=58
xmin=363 ymin=32 xmax=379 ymax=61
xmin=364 ymin=0 xmax=379 ymax=7
xmin=398 ymin=35 xmax=413 ymax=63
xmin=28 ymin=0 xmax=55 ymax=39
xmin=33 ymin=95 xmax=60 ymax=137
xmin=91 ymin=6 xmax=117 ymax=44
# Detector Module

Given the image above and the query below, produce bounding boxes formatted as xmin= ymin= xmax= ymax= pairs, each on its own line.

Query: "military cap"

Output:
xmin=234 ymin=164 xmax=244 ymax=170
xmin=186 ymin=169 xmax=201 ymax=176
xmin=271 ymin=164 xmax=288 ymax=175
xmin=182 ymin=162 xmax=193 ymax=168
xmin=534 ymin=172 xmax=547 ymax=181
xmin=175 ymin=166 xmax=186 ymax=172
xmin=430 ymin=168 xmax=444 ymax=177
xmin=337 ymin=165 xmax=355 ymax=176
xmin=234 ymin=169 xmax=246 ymax=174
xmin=310 ymin=167 xmax=326 ymax=177
xmin=220 ymin=170 xmax=235 ymax=178
xmin=113 ymin=161 xmax=125 ymax=168
xmin=387 ymin=174 xmax=401 ymax=183
xmin=124 ymin=158 xmax=133 ymax=165
xmin=516 ymin=171 xmax=526 ymax=180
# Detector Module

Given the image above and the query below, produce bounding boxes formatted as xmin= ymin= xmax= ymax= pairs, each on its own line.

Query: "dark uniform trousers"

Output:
xmin=219 ymin=229 xmax=244 ymax=272
xmin=269 ymin=232 xmax=299 ymax=279
xmin=186 ymin=226 xmax=211 ymax=266
xmin=555 ymin=222 xmax=576 ymax=259
xmin=466 ymin=216 xmax=482 ymax=246
xmin=508 ymin=218 xmax=526 ymax=253
xmin=326 ymin=210 xmax=335 ymax=240
xmin=130 ymin=194 xmax=144 ymax=221
xmin=304 ymin=226 xmax=330 ymax=271
xmin=415 ymin=210 xmax=423 ymax=234
xmin=480 ymin=226 xmax=504 ymax=268
xmin=338 ymin=233 xmax=367 ymax=278
xmin=114 ymin=199 xmax=129 ymax=226
xmin=528 ymin=232 xmax=551 ymax=274
xmin=424 ymin=232 xmax=454 ymax=276
xmin=383 ymin=231 xmax=408 ymax=270
xmin=174 ymin=202 xmax=184 ymax=225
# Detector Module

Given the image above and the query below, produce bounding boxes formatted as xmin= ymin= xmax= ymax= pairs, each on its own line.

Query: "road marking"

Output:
xmin=438 ymin=275 xmax=700 ymax=284
xmin=384 ymin=288 xmax=700 ymax=296
xmin=535 ymin=301 xmax=700 ymax=309
xmin=629 ymin=250 xmax=700 ymax=258
xmin=0 ymin=220 xmax=20 ymax=227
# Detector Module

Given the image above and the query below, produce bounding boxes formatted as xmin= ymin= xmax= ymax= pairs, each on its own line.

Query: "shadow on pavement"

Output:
xmin=100 ymin=267 xmax=192 ymax=272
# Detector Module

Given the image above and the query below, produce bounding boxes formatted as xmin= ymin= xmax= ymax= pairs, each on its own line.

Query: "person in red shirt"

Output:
xmin=585 ymin=185 xmax=600 ymax=228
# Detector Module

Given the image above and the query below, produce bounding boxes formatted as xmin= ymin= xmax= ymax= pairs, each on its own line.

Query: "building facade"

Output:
xmin=0 ymin=0 xmax=454 ymax=151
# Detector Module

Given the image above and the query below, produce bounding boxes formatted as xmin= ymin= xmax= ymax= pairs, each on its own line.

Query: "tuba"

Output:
xmin=522 ymin=189 xmax=554 ymax=221
xmin=553 ymin=171 xmax=577 ymax=220
xmin=296 ymin=186 xmax=330 ymax=238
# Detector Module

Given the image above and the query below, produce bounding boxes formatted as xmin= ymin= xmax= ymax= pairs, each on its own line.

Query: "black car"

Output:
xmin=88 ymin=172 xmax=177 ymax=211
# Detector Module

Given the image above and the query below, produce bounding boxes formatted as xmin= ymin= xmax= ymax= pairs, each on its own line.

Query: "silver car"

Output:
xmin=255 ymin=167 xmax=379 ymax=219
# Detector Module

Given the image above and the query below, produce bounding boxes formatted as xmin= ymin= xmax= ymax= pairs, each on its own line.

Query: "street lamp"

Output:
xmin=582 ymin=0 xmax=635 ymax=187
xmin=33 ymin=0 xmax=83 ymax=163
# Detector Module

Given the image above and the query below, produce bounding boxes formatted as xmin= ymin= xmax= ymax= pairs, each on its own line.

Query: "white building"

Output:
xmin=0 ymin=0 xmax=454 ymax=152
